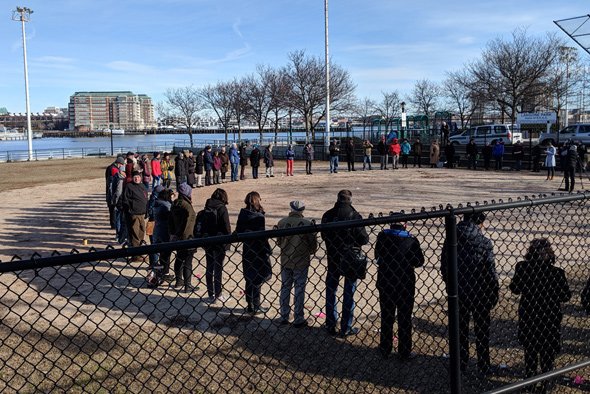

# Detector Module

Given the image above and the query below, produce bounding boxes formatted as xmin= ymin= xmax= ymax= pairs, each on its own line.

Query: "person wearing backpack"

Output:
xmin=169 ymin=183 xmax=197 ymax=293
xmin=198 ymin=188 xmax=231 ymax=304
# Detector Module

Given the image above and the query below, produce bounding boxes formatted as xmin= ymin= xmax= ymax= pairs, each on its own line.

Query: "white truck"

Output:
xmin=539 ymin=124 xmax=590 ymax=146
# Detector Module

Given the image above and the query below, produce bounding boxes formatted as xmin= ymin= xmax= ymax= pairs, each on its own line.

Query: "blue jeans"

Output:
xmin=363 ymin=155 xmax=372 ymax=170
xmin=114 ymin=207 xmax=127 ymax=244
xmin=325 ymin=268 xmax=357 ymax=333
xmin=152 ymin=176 xmax=161 ymax=190
xmin=231 ymin=162 xmax=239 ymax=181
xmin=280 ymin=266 xmax=309 ymax=324
xmin=329 ymin=156 xmax=339 ymax=173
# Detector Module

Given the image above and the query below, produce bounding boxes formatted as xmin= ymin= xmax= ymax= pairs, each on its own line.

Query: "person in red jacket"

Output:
xmin=151 ymin=152 xmax=162 ymax=189
xmin=388 ymin=138 xmax=401 ymax=169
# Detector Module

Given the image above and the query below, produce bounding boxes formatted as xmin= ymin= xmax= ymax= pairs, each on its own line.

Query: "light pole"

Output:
xmin=288 ymin=109 xmax=293 ymax=144
xmin=560 ymin=46 xmax=577 ymax=129
xmin=323 ymin=0 xmax=331 ymax=154
xmin=12 ymin=6 xmax=34 ymax=161
xmin=400 ymin=101 xmax=406 ymax=140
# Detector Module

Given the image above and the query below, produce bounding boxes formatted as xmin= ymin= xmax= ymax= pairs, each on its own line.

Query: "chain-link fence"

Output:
xmin=0 ymin=194 xmax=589 ymax=393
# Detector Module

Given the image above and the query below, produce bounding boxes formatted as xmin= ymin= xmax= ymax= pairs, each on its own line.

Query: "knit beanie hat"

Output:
xmin=178 ymin=183 xmax=192 ymax=200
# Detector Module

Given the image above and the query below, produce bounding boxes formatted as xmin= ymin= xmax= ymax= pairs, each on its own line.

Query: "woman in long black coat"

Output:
xmin=509 ymin=238 xmax=571 ymax=379
xmin=235 ymin=191 xmax=272 ymax=314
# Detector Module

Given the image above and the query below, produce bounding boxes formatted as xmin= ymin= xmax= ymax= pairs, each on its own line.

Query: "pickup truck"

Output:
xmin=539 ymin=124 xmax=590 ymax=146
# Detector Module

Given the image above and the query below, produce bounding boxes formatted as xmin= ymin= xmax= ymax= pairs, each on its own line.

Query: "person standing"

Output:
xmin=229 ymin=143 xmax=240 ymax=182
xmin=152 ymin=188 xmax=174 ymax=284
xmin=264 ymin=144 xmax=275 ymax=177
xmin=204 ymin=145 xmax=214 ymax=186
xmin=169 ymin=183 xmax=197 ymax=293
xmin=545 ymin=141 xmax=556 ymax=181
xmin=441 ymin=121 xmax=450 ymax=146
xmin=512 ymin=140 xmax=524 ymax=171
xmin=235 ymin=191 xmax=272 ymax=314
xmin=212 ymin=150 xmax=222 ymax=184
xmin=345 ymin=139 xmax=356 ymax=172
xmin=195 ymin=150 xmax=205 ymax=188
xmin=239 ymin=143 xmax=248 ymax=181
xmin=122 ymin=171 xmax=149 ymax=250
xmin=445 ymin=142 xmax=456 ymax=169
xmin=250 ymin=145 xmax=261 ymax=179
xmin=329 ymin=140 xmax=340 ymax=173
xmin=174 ymin=151 xmax=187 ymax=189
xmin=563 ymin=142 xmax=579 ymax=192
xmin=375 ymin=219 xmax=424 ymax=359
xmin=321 ymin=190 xmax=370 ymax=337
xmin=220 ymin=146 xmax=229 ymax=183
xmin=111 ymin=161 xmax=127 ymax=245
xmin=186 ymin=150 xmax=196 ymax=188
xmin=377 ymin=135 xmax=388 ymax=170
xmin=362 ymin=139 xmax=373 ymax=171
xmin=441 ymin=212 xmax=499 ymax=374
xmin=161 ymin=152 xmax=174 ymax=189
xmin=482 ymin=142 xmax=493 ymax=171
xmin=277 ymin=201 xmax=318 ymax=327
xmin=509 ymin=239 xmax=571 ymax=391
xmin=412 ymin=138 xmax=423 ymax=168
xmin=140 ymin=154 xmax=152 ymax=191
xmin=493 ymin=139 xmax=505 ymax=170
xmin=201 ymin=188 xmax=231 ymax=304
xmin=106 ymin=156 xmax=124 ymax=229
xmin=285 ymin=145 xmax=295 ymax=176
xmin=466 ymin=138 xmax=478 ymax=170
xmin=400 ymin=138 xmax=411 ymax=168
xmin=429 ymin=140 xmax=440 ymax=168
xmin=304 ymin=143 xmax=314 ymax=175
xmin=151 ymin=152 xmax=162 ymax=189
xmin=389 ymin=138 xmax=401 ymax=169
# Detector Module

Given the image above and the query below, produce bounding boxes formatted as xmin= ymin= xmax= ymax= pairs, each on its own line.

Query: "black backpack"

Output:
xmin=194 ymin=206 xmax=219 ymax=238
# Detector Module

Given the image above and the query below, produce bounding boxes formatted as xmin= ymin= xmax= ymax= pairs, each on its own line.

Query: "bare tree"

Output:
xmin=353 ymin=97 xmax=376 ymax=140
xmin=467 ymin=28 xmax=562 ymax=125
xmin=201 ymin=82 xmax=234 ymax=145
xmin=267 ymin=67 xmax=291 ymax=144
xmin=408 ymin=79 xmax=440 ymax=121
xmin=374 ymin=91 xmax=401 ymax=134
xmin=162 ymin=86 xmax=204 ymax=147
xmin=229 ymin=77 xmax=250 ymax=141
xmin=443 ymin=70 xmax=481 ymax=130
xmin=245 ymin=65 xmax=275 ymax=142
xmin=285 ymin=50 xmax=355 ymax=141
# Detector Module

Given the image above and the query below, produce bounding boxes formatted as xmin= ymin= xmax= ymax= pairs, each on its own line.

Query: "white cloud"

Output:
xmin=232 ymin=18 xmax=243 ymax=39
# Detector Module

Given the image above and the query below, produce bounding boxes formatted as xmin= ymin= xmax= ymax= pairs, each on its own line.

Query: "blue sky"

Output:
xmin=1 ymin=0 xmax=589 ymax=113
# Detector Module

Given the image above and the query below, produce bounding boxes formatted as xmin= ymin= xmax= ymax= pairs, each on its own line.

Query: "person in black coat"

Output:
xmin=195 ymin=150 xmax=204 ymax=187
xmin=466 ymin=138 xmax=478 ymax=170
xmin=441 ymin=212 xmax=498 ymax=374
xmin=186 ymin=150 xmax=196 ymax=187
xmin=174 ymin=151 xmax=187 ymax=188
xmin=345 ymin=139 xmax=355 ymax=171
xmin=375 ymin=220 xmax=424 ymax=359
xmin=239 ymin=143 xmax=248 ymax=180
xmin=482 ymin=143 xmax=493 ymax=171
xmin=204 ymin=146 xmax=214 ymax=186
xmin=377 ymin=135 xmax=388 ymax=170
xmin=531 ymin=144 xmax=542 ymax=172
xmin=444 ymin=143 xmax=456 ymax=169
xmin=321 ymin=190 xmax=369 ymax=337
xmin=563 ymin=143 xmax=579 ymax=192
xmin=200 ymin=188 xmax=231 ymax=303
xmin=235 ymin=191 xmax=272 ymax=314
xmin=250 ymin=146 xmax=261 ymax=179
xmin=509 ymin=238 xmax=571 ymax=381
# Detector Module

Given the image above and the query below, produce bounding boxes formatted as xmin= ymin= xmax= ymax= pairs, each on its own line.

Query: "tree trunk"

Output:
xmin=189 ymin=130 xmax=194 ymax=147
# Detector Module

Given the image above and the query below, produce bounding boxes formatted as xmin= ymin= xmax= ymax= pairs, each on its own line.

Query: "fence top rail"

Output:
xmin=0 ymin=192 xmax=588 ymax=273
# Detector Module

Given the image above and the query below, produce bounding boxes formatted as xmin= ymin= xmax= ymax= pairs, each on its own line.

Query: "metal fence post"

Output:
xmin=445 ymin=212 xmax=461 ymax=394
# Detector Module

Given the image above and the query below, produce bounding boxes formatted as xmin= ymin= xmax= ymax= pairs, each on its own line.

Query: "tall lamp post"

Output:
xmin=323 ymin=0 xmax=331 ymax=154
xmin=288 ymin=109 xmax=293 ymax=144
xmin=12 ymin=6 xmax=34 ymax=161
xmin=400 ymin=101 xmax=406 ymax=140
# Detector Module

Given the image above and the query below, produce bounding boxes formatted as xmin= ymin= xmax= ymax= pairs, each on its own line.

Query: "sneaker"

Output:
xmin=161 ymin=274 xmax=175 ymax=283
xmin=204 ymin=296 xmax=216 ymax=304
xmin=184 ymin=285 xmax=199 ymax=293
xmin=293 ymin=320 xmax=309 ymax=328
xmin=253 ymin=306 xmax=269 ymax=315
xmin=216 ymin=295 xmax=227 ymax=303
xmin=340 ymin=327 xmax=360 ymax=337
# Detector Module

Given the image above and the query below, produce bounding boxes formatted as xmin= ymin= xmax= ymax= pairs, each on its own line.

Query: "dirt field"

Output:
xmin=0 ymin=158 xmax=589 ymax=393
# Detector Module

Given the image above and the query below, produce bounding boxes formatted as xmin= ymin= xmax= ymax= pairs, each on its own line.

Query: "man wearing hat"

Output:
xmin=276 ymin=201 xmax=318 ymax=327
xmin=105 ymin=156 xmax=126 ymax=229
xmin=122 ymin=171 xmax=149 ymax=251
xmin=168 ymin=183 xmax=197 ymax=292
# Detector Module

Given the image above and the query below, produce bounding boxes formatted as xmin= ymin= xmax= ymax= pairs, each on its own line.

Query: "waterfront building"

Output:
xmin=0 ymin=107 xmax=69 ymax=131
xmin=68 ymin=91 xmax=156 ymax=131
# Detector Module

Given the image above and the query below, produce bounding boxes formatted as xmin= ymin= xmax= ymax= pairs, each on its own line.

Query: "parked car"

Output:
xmin=539 ymin=124 xmax=590 ymax=146
xmin=448 ymin=124 xmax=522 ymax=146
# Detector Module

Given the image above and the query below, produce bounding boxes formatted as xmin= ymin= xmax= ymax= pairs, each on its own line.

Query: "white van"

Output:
xmin=448 ymin=124 xmax=523 ymax=145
